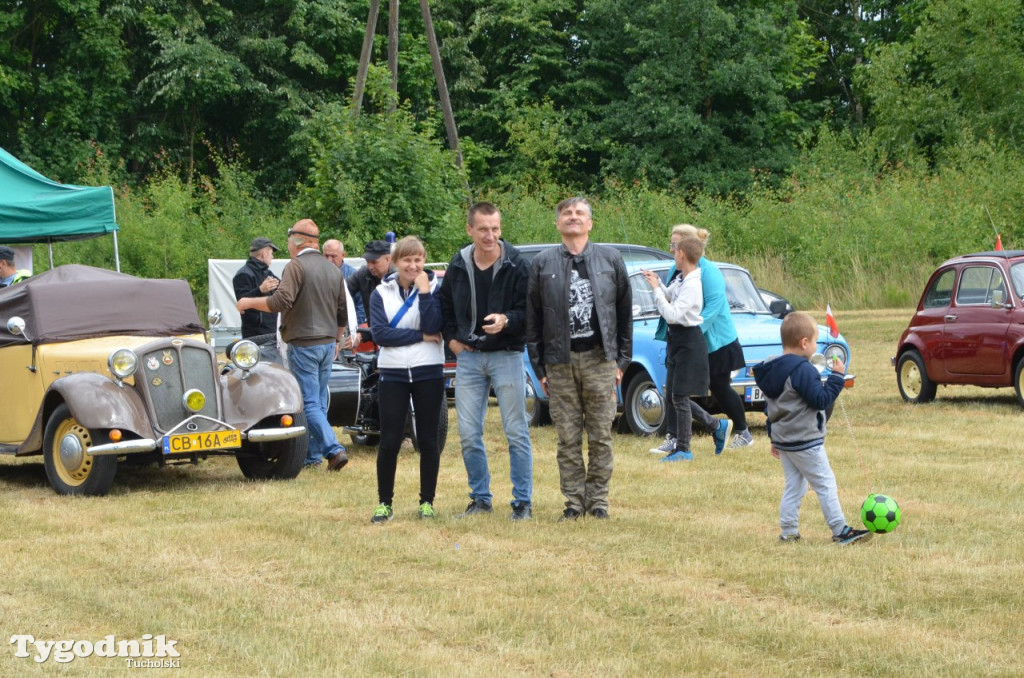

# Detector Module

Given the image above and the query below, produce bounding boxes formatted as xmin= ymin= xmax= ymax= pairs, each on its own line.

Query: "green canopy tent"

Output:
xmin=0 ymin=147 xmax=121 ymax=271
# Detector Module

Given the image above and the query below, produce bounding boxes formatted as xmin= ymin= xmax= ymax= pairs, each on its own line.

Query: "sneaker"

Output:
xmin=510 ymin=503 xmax=532 ymax=521
xmin=371 ymin=504 xmax=393 ymax=523
xmin=779 ymin=533 xmax=801 ymax=542
xmin=460 ymin=499 xmax=493 ymax=517
xmin=589 ymin=508 xmax=609 ymax=519
xmin=833 ymin=526 xmax=872 ymax=544
xmin=559 ymin=508 xmax=582 ymax=522
xmin=649 ymin=435 xmax=677 ymax=454
xmin=661 ymin=449 xmax=694 ymax=462
xmin=727 ymin=429 xmax=754 ymax=449
xmin=713 ymin=418 xmax=734 ymax=455
xmin=326 ymin=448 xmax=349 ymax=471
xmin=302 ymin=460 xmax=323 ymax=470
xmin=418 ymin=502 xmax=436 ymax=519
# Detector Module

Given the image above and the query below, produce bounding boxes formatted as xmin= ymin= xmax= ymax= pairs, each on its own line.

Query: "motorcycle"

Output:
xmin=341 ymin=328 xmax=449 ymax=451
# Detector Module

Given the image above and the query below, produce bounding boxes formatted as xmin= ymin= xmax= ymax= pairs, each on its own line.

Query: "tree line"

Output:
xmin=3 ymin=0 xmax=1023 ymax=309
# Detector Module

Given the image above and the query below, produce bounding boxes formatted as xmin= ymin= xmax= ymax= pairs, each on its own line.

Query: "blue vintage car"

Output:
xmin=522 ymin=256 xmax=855 ymax=435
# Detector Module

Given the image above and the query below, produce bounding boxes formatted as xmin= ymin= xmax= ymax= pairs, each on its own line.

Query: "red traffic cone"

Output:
xmin=996 ymin=234 xmax=1004 ymax=251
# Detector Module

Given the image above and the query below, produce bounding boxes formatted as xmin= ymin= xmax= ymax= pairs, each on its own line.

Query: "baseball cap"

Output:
xmin=363 ymin=240 xmax=392 ymax=261
xmin=0 ymin=246 xmax=14 ymax=262
xmin=249 ymin=237 xmax=279 ymax=252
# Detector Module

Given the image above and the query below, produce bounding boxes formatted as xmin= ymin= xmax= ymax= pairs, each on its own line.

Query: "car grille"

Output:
xmin=137 ymin=343 xmax=220 ymax=433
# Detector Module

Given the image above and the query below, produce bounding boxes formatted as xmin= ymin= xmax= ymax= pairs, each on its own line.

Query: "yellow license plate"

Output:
xmin=162 ymin=430 xmax=242 ymax=455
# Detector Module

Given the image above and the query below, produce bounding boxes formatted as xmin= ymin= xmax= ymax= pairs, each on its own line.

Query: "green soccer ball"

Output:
xmin=860 ymin=494 xmax=901 ymax=533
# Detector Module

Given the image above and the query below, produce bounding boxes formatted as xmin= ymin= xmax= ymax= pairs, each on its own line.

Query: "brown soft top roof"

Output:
xmin=0 ymin=264 xmax=205 ymax=347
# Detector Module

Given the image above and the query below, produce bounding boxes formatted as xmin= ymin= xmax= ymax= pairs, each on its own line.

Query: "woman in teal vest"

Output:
xmin=649 ymin=225 xmax=753 ymax=454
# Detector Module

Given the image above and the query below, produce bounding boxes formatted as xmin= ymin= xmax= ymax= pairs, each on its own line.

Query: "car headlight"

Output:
xmin=824 ymin=345 xmax=848 ymax=367
xmin=182 ymin=389 xmax=206 ymax=413
xmin=810 ymin=353 xmax=827 ymax=374
xmin=230 ymin=340 xmax=261 ymax=370
xmin=108 ymin=348 xmax=138 ymax=379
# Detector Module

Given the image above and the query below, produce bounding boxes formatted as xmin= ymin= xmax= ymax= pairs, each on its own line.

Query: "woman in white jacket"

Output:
xmin=368 ymin=236 xmax=446 ymax=523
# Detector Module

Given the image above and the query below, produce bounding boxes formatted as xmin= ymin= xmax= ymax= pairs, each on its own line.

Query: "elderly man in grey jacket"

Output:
xmin=526 ymin=197 xmax=632 ymax=522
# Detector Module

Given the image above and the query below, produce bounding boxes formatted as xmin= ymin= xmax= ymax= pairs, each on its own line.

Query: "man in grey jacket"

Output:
xmin=526 ymin=197 xmax=632 ymax=521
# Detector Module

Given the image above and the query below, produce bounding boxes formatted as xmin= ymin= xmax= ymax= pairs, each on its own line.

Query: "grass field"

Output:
xmin=1 ymin=309 xmax=1022 ymax=676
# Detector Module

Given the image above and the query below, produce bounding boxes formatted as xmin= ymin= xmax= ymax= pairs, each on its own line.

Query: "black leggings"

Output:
xmin=665 ymin=368 xmax=748 ymax=437
xmin=376 ymin=378 xmax=445 ymax=506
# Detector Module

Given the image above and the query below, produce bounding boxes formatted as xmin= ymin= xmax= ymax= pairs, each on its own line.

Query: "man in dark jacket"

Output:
xmin=439 ymin=202 xmax=533 ymax=521
xmin=526 ymin=197 xmax=632 ymax=522
xmin=232 ymin=237 xmax=280 ymax=339
xmin=347 ymin=239 xmax=392 ymax=334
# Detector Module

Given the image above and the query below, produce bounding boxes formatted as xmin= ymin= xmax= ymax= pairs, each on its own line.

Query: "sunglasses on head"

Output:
xmin=287 ymin=229 xmax=317 ymax=239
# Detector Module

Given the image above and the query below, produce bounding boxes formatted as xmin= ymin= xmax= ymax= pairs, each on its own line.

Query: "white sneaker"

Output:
xmin=649 ymin=435 xmax=676 ymax=454
xmin=727 ymin=429 xmax=754 ymax=448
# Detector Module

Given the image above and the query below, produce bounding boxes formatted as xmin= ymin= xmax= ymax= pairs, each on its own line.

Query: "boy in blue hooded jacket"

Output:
xmin=752 ymin=311 xmax=870 ymax=545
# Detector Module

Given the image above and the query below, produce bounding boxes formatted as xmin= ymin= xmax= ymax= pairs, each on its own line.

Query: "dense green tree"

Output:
xmin=302 ymin=81 xmax=468 ymax=255
xmin=859 ymin=0 xmax=1024 ymax=162
xmin=0 ymin=0 xmax=132 ymax=178
xmin=569 ymin=0 xmax=825 ymax=193
xmin=796 ymin=1 xmax=917 ymax=129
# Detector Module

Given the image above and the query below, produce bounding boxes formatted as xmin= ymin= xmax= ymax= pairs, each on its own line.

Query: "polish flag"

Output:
xmin=825 ymin=304 xmax=840 ymax=338
xmin=996 ymin=234 xmax=1004 ymax=251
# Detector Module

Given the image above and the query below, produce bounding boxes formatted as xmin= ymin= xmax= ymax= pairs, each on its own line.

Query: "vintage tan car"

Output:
xmin=0 ymin=265 xmax=307 ymax=495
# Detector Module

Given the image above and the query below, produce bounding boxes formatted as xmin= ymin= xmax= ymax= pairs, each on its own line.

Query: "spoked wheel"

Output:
xmin=43 ymin=404 xmax=118 ymax=496
xmin=896 ymin=351 xmax=936 ymax=403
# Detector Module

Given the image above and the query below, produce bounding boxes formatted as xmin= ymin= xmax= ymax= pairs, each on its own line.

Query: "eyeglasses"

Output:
xmin=287 ymin=229 xmax=318 ymax=239
xmin=668 ymin=242 xmax=678 ymax=251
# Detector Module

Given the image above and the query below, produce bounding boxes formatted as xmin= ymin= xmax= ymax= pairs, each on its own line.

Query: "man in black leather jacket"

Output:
xmin=526 ymin=197 xmax=632 ymax=522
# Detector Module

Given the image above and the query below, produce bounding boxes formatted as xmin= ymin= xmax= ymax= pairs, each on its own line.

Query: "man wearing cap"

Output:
xmin=347 ymin=239 xmax=392 ymax=331
xmin=232 ymin=238 xmax=281 ymax=340
xmin=236 ymin=219 xmax=350 ymax=471
xmin=0 ymin=246 xmax=31 ymax=287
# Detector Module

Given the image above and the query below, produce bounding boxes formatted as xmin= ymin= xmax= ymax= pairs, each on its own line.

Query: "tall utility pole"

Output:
xmin=351 ymin=0 xmax=463 ymax=168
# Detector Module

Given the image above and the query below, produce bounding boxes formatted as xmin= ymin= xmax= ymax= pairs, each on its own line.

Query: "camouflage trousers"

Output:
xmin=546 ymin=349 xmax=618 ymax=513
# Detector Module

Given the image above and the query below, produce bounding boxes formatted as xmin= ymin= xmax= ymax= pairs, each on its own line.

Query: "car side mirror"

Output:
xmin=7 ymin=316 xmax=26 ymax=336
xmin=769 ymin=300 xmax=792 ymax=318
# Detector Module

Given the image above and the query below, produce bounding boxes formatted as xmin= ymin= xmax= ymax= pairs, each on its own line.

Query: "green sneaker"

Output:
xmin=418 ymin=502 xmax=436 ymax=519
xmin=371 ymin=504 xmax=393 ymax=524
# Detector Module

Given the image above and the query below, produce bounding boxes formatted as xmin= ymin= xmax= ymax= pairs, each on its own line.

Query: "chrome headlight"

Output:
xmin=182 ymin=388 xmax=206 ymax=413
xmin=230 ymin=340 xmax=261 ymax=370
xmin=810 ymin=353 xmax=827 ymax=374
xmin=108 ymin=348 xmax=139 ymax=379
xmin=824 ymin=345 xmax=848 ymax=367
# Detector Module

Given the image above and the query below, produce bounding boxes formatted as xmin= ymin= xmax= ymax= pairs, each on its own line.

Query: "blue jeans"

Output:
xmin=454 ymin=350 xmax=533 ymax=506
xmin=288 ymin=342 xmax=345 ymax=464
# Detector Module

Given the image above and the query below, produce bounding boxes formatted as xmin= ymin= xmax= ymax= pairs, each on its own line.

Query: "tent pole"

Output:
xmin=113 ymin=231 xmax=121 ymax=272
xmin=48 ymin=242 xmax=54 ymax=269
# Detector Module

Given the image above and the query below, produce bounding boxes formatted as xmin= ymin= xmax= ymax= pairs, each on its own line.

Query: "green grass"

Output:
xmin=1 ymin=308 xmax=1022 ymax=676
